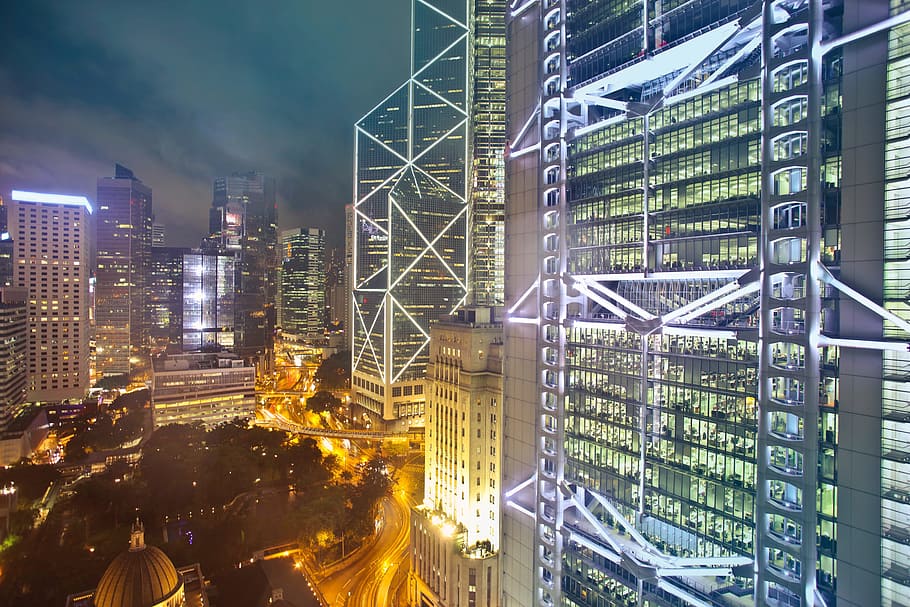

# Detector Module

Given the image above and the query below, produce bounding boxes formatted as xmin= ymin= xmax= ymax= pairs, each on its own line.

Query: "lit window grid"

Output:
xmin=351 ymin=0 xmax=475 ymax=418
xmin=9 ymin=198 xmax=90 ymax=400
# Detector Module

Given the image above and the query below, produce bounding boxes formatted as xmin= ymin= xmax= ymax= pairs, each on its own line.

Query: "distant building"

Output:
xmin=149 ymin=247 xmax=189 ymax=349
xmin=409 ymin=306 xmax=502 ymax=607
xmin=325 ymin=247 xmax=345 ymax=331
xmin=0 ymin=288 xmax=27 ymax=423
xmin=151 ymin=352 xmax=255 ymax=428
xmin=152 ymin=223 xmax=166 ymax=247
xmin=181 ymin=249 xmax=236 ymax=352
xmin=0 ymin=405 xmax=48 ymax=467
xmin=66 ymin=520 xmax=209 ymax=607
xmin=9 ymin=190 xmax=91 ymax=401
xmin=95 ymin=164 xmax=153 ymax=377
xmin=208 ymin=171 xmax=277 ymax=368
xmin=0 ymin=196 xmax=12 ymax=287
xmin=148 ymin=248 xmax=236 ymax=353
xmin=279 ymin=227 xmax=324 ymax=339
xmin=343 ymin=203 xmax=354 ymax=350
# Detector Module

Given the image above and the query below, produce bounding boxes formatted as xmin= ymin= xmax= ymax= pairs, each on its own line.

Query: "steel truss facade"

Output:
xmin=502 ymin=1 xmax=910 ymax=606
xmin=352 ymin=0 xmax=506 ymax=426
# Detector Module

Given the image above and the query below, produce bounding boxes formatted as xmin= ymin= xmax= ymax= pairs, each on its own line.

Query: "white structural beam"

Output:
xmin=566 ymin=492 xmax=624 ymax=554
xmin=819 ymin=265 xmax=910 ymax=335
xmin=816 ymin=336 xmax=910 ymax=352
xmin=570 ymin=280 xmax=630 ymax=320
xmin=576 ymin=94 xmax=630 ymax=112
xmin=577 ymin=277 xmax=658 ymax=319
xmin=660 ymin=280 xmax=745 ymax=325
xmin=673 ymin=282 xmax=759 ymax=324
xmin=662 ymin=22 xmax=742 ymax=98
xmin=819 ymin=10 xmax=910 ymax=56
xmin=657 ymin=580 xmax=715 ymax=607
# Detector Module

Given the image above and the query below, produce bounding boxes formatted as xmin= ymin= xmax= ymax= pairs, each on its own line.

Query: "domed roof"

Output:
xmin=94 ymin=521 xmax=184 ymax=607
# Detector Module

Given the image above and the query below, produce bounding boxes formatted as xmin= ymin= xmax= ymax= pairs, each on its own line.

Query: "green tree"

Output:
xmin=306 ymin=390 xmax=340 ymax=414
xmin=314 ymin=351 xmax=351 ymax=389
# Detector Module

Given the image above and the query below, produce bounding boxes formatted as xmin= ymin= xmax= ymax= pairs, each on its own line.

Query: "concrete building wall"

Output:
xmin=500 ymin=3 xmax=541 ymax=606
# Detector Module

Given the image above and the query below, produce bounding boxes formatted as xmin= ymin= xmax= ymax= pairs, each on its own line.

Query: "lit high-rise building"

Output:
xmin=149 ymin=247 xmax=235 ymax=352
xmin=9 ymin=190 xmax=91 ymax=401
xmin=95 ymin=164 xmax=153 ymax=377
xmin=181 ymin=249 xmax=235 ymax=352
xmin=502 ymin=2 xmax=910 ymax=607
xmin=209 ymin=171 xmax=278 ymax=367
xmin=279 ymin=228 xmax=325 ymax=339
xmin=410 ymin=306 xmax=502 ymax=607
xmin=152 ymin=223 xmax=166 ymax=247
xmin=326 ymin=247 xmax=346 ymax=332
xmin=0 ymin=196 xmax=12 ymax=287
xmin=148 ymin=246 xmax=188 ymax=349
xmin=344 ymin=203 xmax=354 ymax=348
xmin=0 ymin=287 xmax=27 ymax=423
xmin=351 ymin=0 xmax=506 ymax=429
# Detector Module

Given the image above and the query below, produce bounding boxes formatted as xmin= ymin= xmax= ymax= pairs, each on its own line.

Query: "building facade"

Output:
xmin=502 ymin=2 xmax=910 ymax=607
xmin=149 ymin=247 xmax=188 ymax=350
xmin=351 ymin=0 xmax=506 ymax=428
xmin=152 ymin=223 xmax=166 ymax=247
xmin=0 ymin=288 xmax=27 ymax=423
xmin=150 ymin=352 xmax=255 ymax=429
xmin=208 ymin=171 xmax=278 ymax=368
xmin=410 ymin=306 xmax=502 ymax=607
xmin=0 ymin=196 xmax=13 ymax=287
xmin=279 ymin=227 xmax=325 ymax=338
xmin=9 ymin=190 xmax=91 ymax=401
xmin=95 ymin=164 xmax=153 ymax=377
xmin=344 ymin=203 xmax=355 ymax=347
xmin=181 ymin=249 xmax=236 ymax=352
xmin=326 ymin=247 xmax=346 ymax=332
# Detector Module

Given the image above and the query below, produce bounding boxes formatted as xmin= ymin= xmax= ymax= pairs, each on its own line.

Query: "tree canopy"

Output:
xmin=314 ymin=351 xmax=351 ymax=389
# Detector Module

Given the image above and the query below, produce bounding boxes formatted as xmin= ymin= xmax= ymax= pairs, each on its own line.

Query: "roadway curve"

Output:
xmin=317 ymin=490 xmax=412 ymax=607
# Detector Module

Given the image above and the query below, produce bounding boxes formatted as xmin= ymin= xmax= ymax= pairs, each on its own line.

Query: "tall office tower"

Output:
xmin=344 ymin=203 xmax=354 ymax=347
xmin=181 ymin=249 xmax=236 ymax=351
xmin=325 ymin=247 xmax=346 ymax=330
xmin=149 ymin=246 xmax=189 ymax=349
xmin=209 ymin=171 xmax=278 ymax=367
xmin=152 ymin=223 xmax=166 ymax=247
xmin=279 ymin=228 xmax=325 ymax=339
xmin=502 ymin=2 xmax=910 ymax=607
xmin=0 ymin=288 xmax=27 ymax=423
xmin=351 ymin=0 xmax=506 ymax=429
xmin=470 ymin=2 xmax=507 ymax=307
xmin=9 ymin=190 xmax=91 ymax=401
xmin=0 ymin=197 xmax=13 ymax=287
xmin=410 ymin=306 xmax=502 ymax=607
xmin=95 ymin=164 xmax=153 ymax=377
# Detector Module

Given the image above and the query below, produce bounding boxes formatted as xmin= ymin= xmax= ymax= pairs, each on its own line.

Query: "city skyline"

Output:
xmin=0 ymin=1 xmax=412 ymax=249
xmin=2 ymin=2 xmax=910 ymax=607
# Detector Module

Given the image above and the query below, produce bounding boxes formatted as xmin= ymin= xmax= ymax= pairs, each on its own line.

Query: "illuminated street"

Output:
xmin=316 ymin=474 xmax=416 ymax=606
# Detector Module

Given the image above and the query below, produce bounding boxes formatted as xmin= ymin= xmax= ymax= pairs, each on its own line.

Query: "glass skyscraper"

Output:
xmin=351 ymin=0 xmax=506 ymax=428
xmin=181 ymin=250 xmax=236 ymax=352
xmin=95 ymin=164 xmax=152 ymax=377
xmin=149 ymin=246 xmax=188 ymax=349
xmin=208 ymin=171 xmax=278 ymax=367
xmin=502 ymin=2 xmax=910 ymax=607
xmin=279 ymin=227 xmax=325 ymax=338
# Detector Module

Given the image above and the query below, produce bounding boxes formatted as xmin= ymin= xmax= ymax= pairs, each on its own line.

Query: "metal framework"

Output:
xmin=505 ymin=1 xmax=910 ymax=606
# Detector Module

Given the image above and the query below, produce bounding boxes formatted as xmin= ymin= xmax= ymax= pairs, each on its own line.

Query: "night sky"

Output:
xmin=0 ymin=0 xmax=410 ymax=248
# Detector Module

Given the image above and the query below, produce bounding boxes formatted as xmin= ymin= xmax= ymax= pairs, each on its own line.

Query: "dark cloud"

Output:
xmin=0 ymin=0 xmax=410 ymax=247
